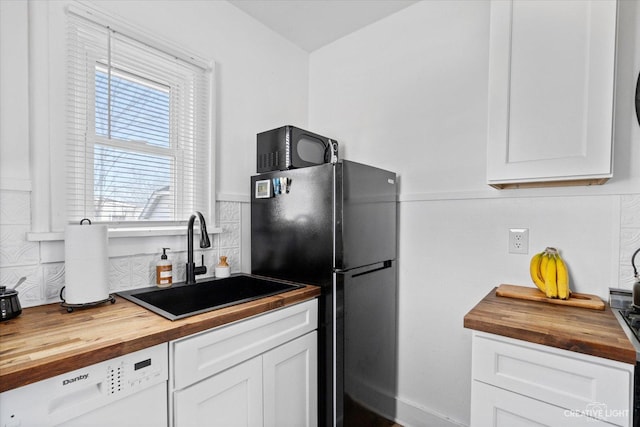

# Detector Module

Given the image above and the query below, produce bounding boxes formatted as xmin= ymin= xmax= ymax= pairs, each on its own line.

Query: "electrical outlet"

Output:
xmin=509 ymin=228 xmax=529 ymax=254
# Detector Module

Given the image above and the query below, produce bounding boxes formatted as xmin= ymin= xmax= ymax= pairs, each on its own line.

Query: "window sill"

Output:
xmin=26 ymin=226 xmax=223 ymax=242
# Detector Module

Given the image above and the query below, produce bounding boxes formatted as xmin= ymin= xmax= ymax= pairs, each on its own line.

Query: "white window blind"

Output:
xmin=66 ymin=8 xmax=212 ymax=225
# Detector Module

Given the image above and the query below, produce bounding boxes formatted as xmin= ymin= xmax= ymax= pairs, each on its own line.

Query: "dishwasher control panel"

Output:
xmin=0 ymin=343 xmax=168 ymax=427
xmin=106 ymin=351 xmax=163 ymax=396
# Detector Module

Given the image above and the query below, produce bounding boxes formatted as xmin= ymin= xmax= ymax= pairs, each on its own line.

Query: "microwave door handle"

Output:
xmin=328 ymin=139 xmax=338 ymax=164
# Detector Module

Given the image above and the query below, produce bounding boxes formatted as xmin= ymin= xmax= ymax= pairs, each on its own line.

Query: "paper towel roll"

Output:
xmin=64 ymin=223 xmax=110 ymax=304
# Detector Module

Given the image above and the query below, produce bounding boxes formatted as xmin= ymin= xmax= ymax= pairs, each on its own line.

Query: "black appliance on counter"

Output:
xmin=256 ymin=125 xmax=338 ymax=173
xmin=251 ymin=160 xmax=398 ymax=426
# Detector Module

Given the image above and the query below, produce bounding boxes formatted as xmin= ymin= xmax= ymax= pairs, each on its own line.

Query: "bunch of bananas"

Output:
xmin=529 ymin=247 xmax=570 ymax=300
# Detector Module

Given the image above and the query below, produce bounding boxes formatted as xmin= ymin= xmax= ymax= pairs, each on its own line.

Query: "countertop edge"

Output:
xmin=0 ymin=285 xmax=321 ymax=393
xmin=463 ymin=316 xmax=637 ymax=365
xmin=463 ymin=287 xmax=637 ymax=366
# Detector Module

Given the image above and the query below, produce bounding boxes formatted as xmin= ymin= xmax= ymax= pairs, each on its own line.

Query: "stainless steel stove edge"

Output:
xmin=609 ymin=288 xmax=640 ymax=361
xmin=613 ymin=308 xmax=640 ymax=362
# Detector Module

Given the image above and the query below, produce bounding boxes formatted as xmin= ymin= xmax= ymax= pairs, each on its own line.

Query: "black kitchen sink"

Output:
xmin=117 ymin=274 xmax=302 ymax=321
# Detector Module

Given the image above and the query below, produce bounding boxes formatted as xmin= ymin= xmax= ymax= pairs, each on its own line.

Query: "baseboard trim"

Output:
xmin=347 ymin=375 xmax=467 ymax=427
xmin=395 ymin=396 xmax=467 ymax=427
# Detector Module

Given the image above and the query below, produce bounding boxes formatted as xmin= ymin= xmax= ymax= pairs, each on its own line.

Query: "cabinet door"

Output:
xmin=263 ymin=332 xmax=318 ymax=427
xmin=486 ymin=0 xmax=617 ymax=188
xmin=174 ymin=357 xmax=263 ymax=427
xmin=472 ymin=381 xmax=615 ymax=427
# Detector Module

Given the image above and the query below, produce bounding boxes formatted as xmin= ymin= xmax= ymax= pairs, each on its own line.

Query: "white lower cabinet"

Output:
xmin=170 ymin=299 xmax=318 ymax=427
xmin=471 ymin=332 xmax=633 ymax=427
xmin=473 ymin=381 xmax=612 ymax=427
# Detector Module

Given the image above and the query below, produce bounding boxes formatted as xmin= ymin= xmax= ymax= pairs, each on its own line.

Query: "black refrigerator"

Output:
xmin=251 ymin=160 xmax=398 ymax=427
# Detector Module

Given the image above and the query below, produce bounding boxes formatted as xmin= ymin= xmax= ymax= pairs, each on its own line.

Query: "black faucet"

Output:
xmin=185 ymin=211 xmax=211 ymax=284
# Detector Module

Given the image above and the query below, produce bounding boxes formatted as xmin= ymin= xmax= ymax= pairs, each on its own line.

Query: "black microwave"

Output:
xmin=256 ymin=125 xmax=338 ymax=173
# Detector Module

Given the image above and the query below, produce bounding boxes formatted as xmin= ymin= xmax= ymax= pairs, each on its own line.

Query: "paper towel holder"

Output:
xmin=60 ymin=218 xmax=116 ymax=313
xmin=60 ymin=288 xmax=116 ymax=313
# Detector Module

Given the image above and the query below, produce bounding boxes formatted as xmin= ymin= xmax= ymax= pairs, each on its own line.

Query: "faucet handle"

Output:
xmin=193 ymin=253 xmax=207 ymax=278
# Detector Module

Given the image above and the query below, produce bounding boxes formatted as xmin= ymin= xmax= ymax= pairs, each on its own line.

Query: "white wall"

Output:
xmin=0 ymin=0 xmax=308 ymax=305
xmin=0 ymin=1 xmax=30 ymax=191
xmin=309 ymin=1 xmax=640 ymax=425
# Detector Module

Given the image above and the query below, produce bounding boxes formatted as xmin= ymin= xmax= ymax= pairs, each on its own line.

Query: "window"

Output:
xmin=66 ymin=7 xmax=212 ymax=225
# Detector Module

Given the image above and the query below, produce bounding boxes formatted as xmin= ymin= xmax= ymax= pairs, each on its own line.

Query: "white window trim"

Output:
xmin=29 ymin=1 xmax=217 ymax=239
xmin=26 ymin=225 xmax=223 ymax=242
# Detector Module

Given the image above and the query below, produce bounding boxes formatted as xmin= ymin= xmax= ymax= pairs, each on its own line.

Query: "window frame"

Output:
xmin=63 ymin=3 xmax=216 ymax=230
xmin=89 ymin=64 xmax=178 ymax=223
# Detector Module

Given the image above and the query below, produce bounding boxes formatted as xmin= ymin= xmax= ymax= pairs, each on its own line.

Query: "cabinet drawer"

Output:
xmin=472 ymin=332 xmax=632 ymax=427
xmin=172 ymin=299 xmax=317 ymax=390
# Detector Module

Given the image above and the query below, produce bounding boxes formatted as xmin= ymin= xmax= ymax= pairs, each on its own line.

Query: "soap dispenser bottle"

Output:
xmin=156 ymin=248 xmax=173 ymax=287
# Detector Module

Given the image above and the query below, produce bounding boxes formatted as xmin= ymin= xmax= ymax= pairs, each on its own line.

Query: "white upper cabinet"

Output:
xmin=486 ymin=0 xmax=618 ymax=189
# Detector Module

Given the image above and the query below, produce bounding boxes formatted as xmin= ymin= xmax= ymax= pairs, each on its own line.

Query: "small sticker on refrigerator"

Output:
xmin=255 ymin=179 xmax=272 ymax=198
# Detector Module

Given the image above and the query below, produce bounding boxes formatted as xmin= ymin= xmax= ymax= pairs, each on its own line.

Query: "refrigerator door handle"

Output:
xmin=352 ymin=260 xmax=392 ymax=278
xmin=336 ymin=260 xmax=393 ymax=278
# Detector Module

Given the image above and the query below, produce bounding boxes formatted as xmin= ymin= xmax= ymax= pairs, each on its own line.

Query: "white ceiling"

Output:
xmin=228 ymin=0 xmax=419 ymax=52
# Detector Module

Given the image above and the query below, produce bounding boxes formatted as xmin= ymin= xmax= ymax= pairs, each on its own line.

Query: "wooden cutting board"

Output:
xmin=496 ymin=284 xmax=605 ymax=310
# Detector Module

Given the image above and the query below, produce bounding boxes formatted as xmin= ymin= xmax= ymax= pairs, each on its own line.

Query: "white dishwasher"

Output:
xmin=0 ymin=343 xmax=168 ymax=427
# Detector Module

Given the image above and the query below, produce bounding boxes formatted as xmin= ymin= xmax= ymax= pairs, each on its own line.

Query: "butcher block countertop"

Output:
xmin=464 ymin=287 xmax=636 ymax=365
xmin=0 ymin=283 xmax=320 ymax=393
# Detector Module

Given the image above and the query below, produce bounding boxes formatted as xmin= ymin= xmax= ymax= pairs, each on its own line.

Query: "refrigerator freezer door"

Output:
xmin=251 ymin=164 xmax=334 ymax=287
xmin=336 ymin=161 xmax=397 ymax=271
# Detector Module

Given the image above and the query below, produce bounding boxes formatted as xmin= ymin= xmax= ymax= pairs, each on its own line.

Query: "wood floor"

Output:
xmin=344 ymin=395 xmax=402 ymax=427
